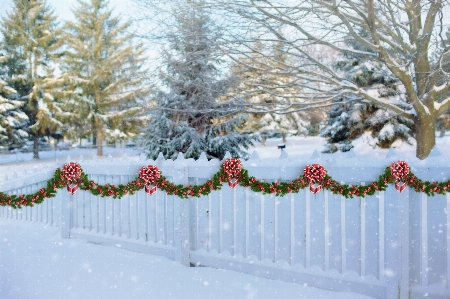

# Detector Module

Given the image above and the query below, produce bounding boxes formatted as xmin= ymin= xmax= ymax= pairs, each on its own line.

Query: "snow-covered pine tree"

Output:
xmin=321 ymin=31 xmax=415 ymax=153
xmin=1 ymin=0 xmax=64 ymax=158
xmin=141 ymin=1 xmax=254 ymax=160
xmin=0 ymin=54 xmax=29 ymax=146
xmin=62 ymin=0 xmax=148 ymax=156
xmin=434 ymin=27 xmax=450 ymax=137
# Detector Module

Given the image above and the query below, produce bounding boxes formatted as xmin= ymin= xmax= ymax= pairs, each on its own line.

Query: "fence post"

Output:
xmin=61 ymin=192 xmax=73 ymax=239
xmin=384 ymin=186 xmax=400 ymax=299
xmin=174 ymin=163 xmax=190 ymax=266
xmin=398 ymin=187 xmax=410 ymax=299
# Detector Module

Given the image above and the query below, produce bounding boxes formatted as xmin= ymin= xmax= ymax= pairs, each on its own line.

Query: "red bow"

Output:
xmin=304 ymin=164 xmax=326 ymax=194
xmin=62 ymin=162 xmax=81 ymax=194
xmin=391 ymin=161 xmax=409 ymax=193
xmin=222 ymin=158 xmax=242 ymax=188
xmin=139 ymin=165 xmax=161 ymax=195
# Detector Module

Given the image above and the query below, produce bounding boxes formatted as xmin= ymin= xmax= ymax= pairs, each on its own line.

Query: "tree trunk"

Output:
xmin=440 ymin=127 xmax=445 ymax=138
xmin=415 ymin=115 xmax=436 ymax=160
xmin=97 ymin=128 xmax=103 ymax=157
xmin=33 ymin=136 xmax=39 ymax=159
xmin=261 ymin=135 xmax=266 ymax=146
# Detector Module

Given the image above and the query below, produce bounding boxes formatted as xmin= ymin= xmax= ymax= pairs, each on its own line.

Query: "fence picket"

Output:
xmin=260 ymin=193 xmax=265 ymax=261
xmin=145 ymin=190 xmax=149 ymax=242
xmin=197 ymin=182 xmax=209 ymax=252
xmin=233 ymin=187 xmax=237 ymax=257
xmin=290 ymin=193 xmax=295 ymax=266
xmin=75 ymin=189 xmax=78 ymax=229
xmin=324 ymin=189 xmax=330 ymax=271
xmin=421 ymin=192 xmax=428 ymax=286
xmin=103 ymin=176 xmax=107 ymax=235
xmin=276 ymin=192 xmax=290 ymax=263
xmin=47 ymin=195 xmax=50 ymax=225
xmin=274 ymin=193 xmax=278 ymax=263
xmin=219 ymin=189 xmax=223 ymax=254
xmin=294 ymin=190 xmax=306 ymax=268
xmin=244 ymin=188 xmax=250 ymax=258
xmin=166 ymin=192 xmax=172 ymax=246
xmin=97 ymin=178 xmax=100 ymax=234
xmin=399 ymin=187 xmax=409 ymax=299
xmin=209 ymin=191 xmax=219 ymax=253
xmin=135 ymin=190 xmax=139 ymax=240
xmin=361 ymin=183 xmax=366 ymax=277
xmin=51 ymin=197 xmax=54 ymax=226
xmin=118 ymin=176 xmax=122 ymax=237
xmin=157 ymin=190 xmax=166 ymax=244
xmin=127 ymin=181 xmax=131 ymax=239
xmin=378 ymin=190 xmax=385 ymax=281
xmin=306 ymin=190 xmax=311 ymax=268
xmin=264 ymin=193 xmax=275 ymax=262
xmin=340 ymin=183 xmax=346 ymax=274
xmin=111 ymin=180 xmax=115 ymax=236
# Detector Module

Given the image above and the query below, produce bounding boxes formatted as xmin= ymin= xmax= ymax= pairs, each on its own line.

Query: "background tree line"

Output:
xmin=2 ymin=0 xmax=450 ymax=160
xmin=0 ymin=0 xmax=147 ymax=159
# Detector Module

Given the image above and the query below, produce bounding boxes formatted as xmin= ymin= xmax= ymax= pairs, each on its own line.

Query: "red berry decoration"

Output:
xmin=304 ymin=164 xmax=326 ymax=194
xmin=222 ymin=158 xmax=242 ymax=188
xmin=139 ymin=165 xmax=161 ymax=195
xmin=391 ymin=160 xmax=409 ymax=193
xmin=62 ymin=162 xmax=82 ymax=194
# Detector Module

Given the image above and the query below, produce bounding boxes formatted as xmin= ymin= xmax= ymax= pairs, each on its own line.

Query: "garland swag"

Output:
xmin=1 ymin=159 xmax=449 ymax=210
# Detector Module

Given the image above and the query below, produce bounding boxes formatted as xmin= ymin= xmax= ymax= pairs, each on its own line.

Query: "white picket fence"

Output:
xmin=0 ymin=151 xmax=449 ymax=299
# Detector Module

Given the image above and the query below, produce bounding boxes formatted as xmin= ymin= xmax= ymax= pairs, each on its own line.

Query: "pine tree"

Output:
xmin=321 ymin=32 xmax=415 ymax=153
xmin=62 ymin=0 xmax=148 ymax=156
xmin=434 ymin=27 xmax=450 ymax=137
xmin=1 ymin=0 xmax=64 ymax=158
xmin=0 ymin=54 xmax=29 ymax=146
xmin=141 ymin=1 xmax=254 ymax=160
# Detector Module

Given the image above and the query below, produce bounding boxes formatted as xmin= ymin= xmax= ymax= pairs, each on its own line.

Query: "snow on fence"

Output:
xmin=1 ymin=151 xmax=450 ymax=299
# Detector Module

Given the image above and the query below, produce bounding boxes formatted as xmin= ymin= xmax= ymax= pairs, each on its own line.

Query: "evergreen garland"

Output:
xmin=1 ymin=159 xmax=450 ymax=210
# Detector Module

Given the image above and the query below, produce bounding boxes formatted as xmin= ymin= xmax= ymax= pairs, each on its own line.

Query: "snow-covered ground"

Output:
xmin=0 ymin=146 xmax=142 ymax=165
xmin=1 ymin=132 xmax=449 ymax=168
xmin=1 ymin=134 xmax=449 ymax=299
xmin=0 ymin=220 xmax=375 ymax=299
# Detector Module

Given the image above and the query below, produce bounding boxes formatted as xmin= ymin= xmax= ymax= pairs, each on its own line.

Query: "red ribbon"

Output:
xmin=304 ymin=164 xmax=326 ymax=194
xmin=145 ymin=185 xmax=157 ymax=195
xmin=391 ymin=161 xmax=409 ymax=193
xmin=139 ymin=165 xmax=161 ymax=195
xmin=67 ymin=183 xmax=78 ymax=194
xmin=228 ymin=178 xmax=239 ymax=188
xmin=62 ymin=162 xmax=81 ymax=195
xmin=222 ymin=158 xmax=242 ymax=189
xmin=309 ymin=181 xmax=322 ymax=194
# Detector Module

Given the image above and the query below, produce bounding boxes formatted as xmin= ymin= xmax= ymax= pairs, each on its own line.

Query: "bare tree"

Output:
xmin=204 ymin=0 xmax=450 ymax=160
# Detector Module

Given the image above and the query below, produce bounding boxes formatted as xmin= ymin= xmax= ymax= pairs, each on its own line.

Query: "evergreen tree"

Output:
xmin=0 ymin=54 xmax=29 ymax=146
xmin=434 ymin=27 xmax=450 ymax=137
xmin=62 ymin=0 xmax=148 ymax=156
xmin=141 ymin=1 xmax=254 ymax=160
xmin=1 ymin=0 xmax=64 ymax=158
xmin=321 ymin=32 xmax=414 ymax=153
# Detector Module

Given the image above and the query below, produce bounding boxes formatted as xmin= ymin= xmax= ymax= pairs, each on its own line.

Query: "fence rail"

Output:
xmin=1 ymin=152 xmax=450 ymax=299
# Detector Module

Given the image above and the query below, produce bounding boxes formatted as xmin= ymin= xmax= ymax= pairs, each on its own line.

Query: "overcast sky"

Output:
xmin=0 ymin=0 xmax=133 ymax=22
